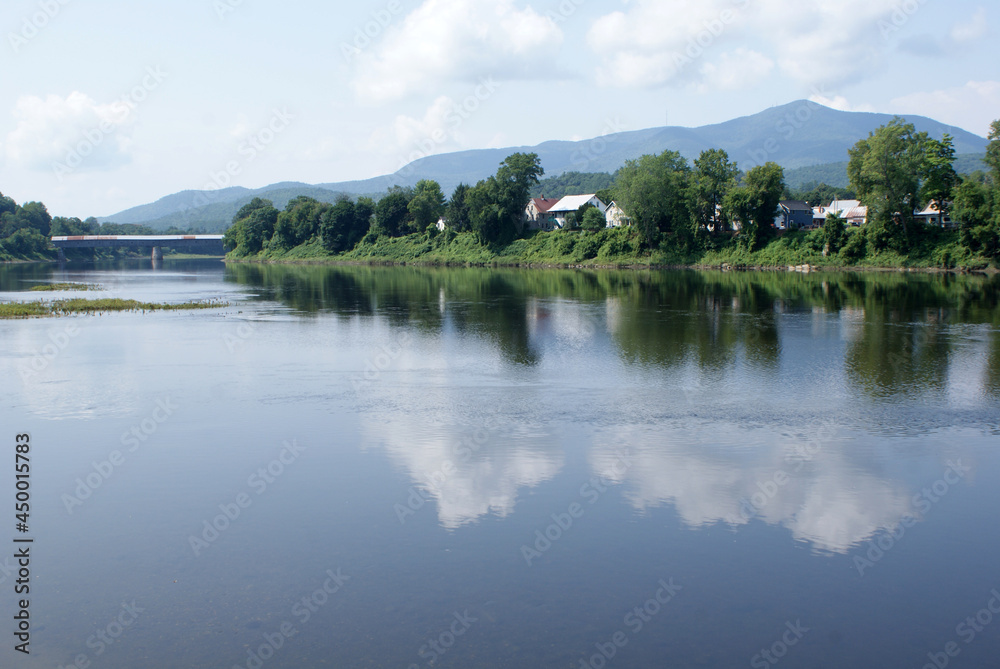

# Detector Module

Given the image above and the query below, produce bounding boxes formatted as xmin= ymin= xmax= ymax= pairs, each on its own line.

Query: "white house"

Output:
xmin=545 ymin=194 xmax=609 ymax=229
xmin=605 ymin=201 xmax=629 ymax=228
xmin=914 ymin=201 xmax=954 ymax=227
xmin=524 ymin=197 xmax=562 ymax=231
xmin=818 ymin=199 xmax=867 ymax=226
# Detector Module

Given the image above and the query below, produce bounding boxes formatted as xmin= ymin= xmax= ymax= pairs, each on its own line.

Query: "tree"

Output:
xmin=985 ymin=120 xmax=1000 ymax=184
xmin=920 ymin=133 xmax=959 ymax=219
xmin=692 ymin=149 xmax=739 ymax=234
xmin=408 ymin=179 xmax=446 ymax=232
xmin=354 ymin=196 xmax=375 ymax=242
xmin=445 ymin=183 xmax=472 ymax=232
xmin=953 ymin=178 xmax=998 ymax=257
xmin=18 ymin=202 xmax=52 ymax=237
xmin=374 ymin=188 xmax=411 ymax=237
xmin=320 ymin=196 xmax=356 ymax=254
xmin=848 ymin=118 xmax=926 ymax=251
xmin=581 ymin=207 xmax=606 ymax=231
xmin=470 ymin=153 xmax=544 ymax=244
xmin=725 ymin=162 xmax=784 ymax=250
xmin=272 ymin=196 xmax=330 ymax=250
xmin=224 ymin=198 xmax=278 ymax=255
xmin=0 ymin=192 xmax=16 ymax=218
xmin=614 ymin=150 xmax=692 ymax=249
xmin=823 ymin=212 xmax=848 ymax=255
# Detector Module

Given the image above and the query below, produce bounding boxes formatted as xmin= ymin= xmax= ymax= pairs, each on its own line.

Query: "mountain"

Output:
xmin=103 ymin=100 xmax=989 ymax=231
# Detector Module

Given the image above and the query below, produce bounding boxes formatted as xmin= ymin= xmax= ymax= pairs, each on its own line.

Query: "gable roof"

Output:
xmin=780 ymin=200 xmax=812 ymax=212
xmin=548 ymin=194 xmax=605 ymax=213
xmin=530 ymin=198 xmax=561 ymax=213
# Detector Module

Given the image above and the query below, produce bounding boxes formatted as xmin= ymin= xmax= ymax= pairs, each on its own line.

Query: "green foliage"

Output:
xmin=529 ymin=172 xmax=615 ymax=199
xmin=726 ymin=162 xmax=785 ymax=251
xmin=445 ymin=183 xmax=472 ymax=232
xmin=953 ymin=179 xmax=999 ymax=257
xmin=470 ymin=153 xmax=544 ymax=245
xmin=320 ymin=196 xmax=358 ymax=254
xmin=787 ymin=181 xmax=856 ymax=207
xmin=920 ymin=134 xmax=959 ymax=214
xmin=224 ymin=197 xmax=280 ymax=255
xmin=692 ymin=149 xmax=739 ymax=234
xmin=408 ymin=180 xmax=446 ymax=233
xmin=823 ymin=212 xmax=847 ymax=255
xmin=374 ymin=188 xmax=412 ymax=238
xmin=581 ymin=207 xmax=606 ymax=231
xmin=848 ymin=117 xmax=926 ymax=250
xmin=986 ymin=120 xmax=1000 ymax=183
xmin=615 ymin=151 xmax=692 ymax=249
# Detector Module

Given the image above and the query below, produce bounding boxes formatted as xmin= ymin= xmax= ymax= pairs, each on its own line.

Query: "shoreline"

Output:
xmin=220 ymin=256 xmax=999 ymax=276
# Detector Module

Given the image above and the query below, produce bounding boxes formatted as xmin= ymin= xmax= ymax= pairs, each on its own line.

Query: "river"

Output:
xmin=2 ymin=259 xmax=999 ymax=668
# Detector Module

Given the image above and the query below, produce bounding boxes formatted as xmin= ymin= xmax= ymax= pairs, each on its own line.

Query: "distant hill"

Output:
xmin=784 ymin=153 xmax=988 ymax=190
xmin=103 ymin=100 xmax=989 ymax=231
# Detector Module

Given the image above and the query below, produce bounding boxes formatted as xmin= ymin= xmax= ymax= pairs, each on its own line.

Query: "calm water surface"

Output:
xmin=2 ymin=259 xmax=999 ymax=668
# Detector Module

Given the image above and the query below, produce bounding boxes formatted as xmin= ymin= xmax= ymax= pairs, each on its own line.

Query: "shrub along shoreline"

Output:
xmin=224 ymin=226 xmax=997 ymax=274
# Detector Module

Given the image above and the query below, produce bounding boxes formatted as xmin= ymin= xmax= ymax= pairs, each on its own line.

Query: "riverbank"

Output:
xmin=227 ymin=227 xmax=998 ymax=274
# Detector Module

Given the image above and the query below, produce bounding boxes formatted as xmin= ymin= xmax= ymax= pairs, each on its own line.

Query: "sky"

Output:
xmin=0 ymin=0 xmax=997 ymax=219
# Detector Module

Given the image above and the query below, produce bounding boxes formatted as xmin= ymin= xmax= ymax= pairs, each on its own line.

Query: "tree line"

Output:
xmin=0 ymin=192 xmax=206 ymax=260
xmin=220 ymin=116 xmax=1000 ymax=266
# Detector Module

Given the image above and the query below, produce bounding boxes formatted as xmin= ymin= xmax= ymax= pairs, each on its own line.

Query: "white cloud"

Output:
xmin=352 ymin=0 xmax=562 ymax=103
xmin=367 ymin=95 xmax=474 ymax=171
xmin=5 ymin=92 xmax=135 ymax=173
xmin=891 ymin=81 xmax=1000 ymax=136
xmin=950 ymin=7 xmax=989 ymax=43
xmin=698 ymin=49 xmax=774 ymax=91
xmin=807 ymin=94 xmax=875 ymax=113
xmin=587 ymin=0 xmax=908 ymax=90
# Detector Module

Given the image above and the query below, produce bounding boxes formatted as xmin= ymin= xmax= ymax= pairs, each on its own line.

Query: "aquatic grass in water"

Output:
xmin=0 ymin=298 xmax=228 ymax=318
xmin=29 ymin=282 xmax=103 ymax=292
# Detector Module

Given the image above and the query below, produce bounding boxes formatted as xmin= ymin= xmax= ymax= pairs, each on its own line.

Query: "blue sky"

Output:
xmin=0 ymin=0 xmax=996 ymax=218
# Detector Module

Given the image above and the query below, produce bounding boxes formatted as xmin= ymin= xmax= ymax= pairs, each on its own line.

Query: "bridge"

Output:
xmin=51 ymin=235 xmax=225 ymax=261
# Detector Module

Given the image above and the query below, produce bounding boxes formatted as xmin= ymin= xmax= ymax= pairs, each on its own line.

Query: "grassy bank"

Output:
xmin=0 ymin=298 xmax=228 ymax=319
xmin=232 ymin=226 xmax=997 ymax=272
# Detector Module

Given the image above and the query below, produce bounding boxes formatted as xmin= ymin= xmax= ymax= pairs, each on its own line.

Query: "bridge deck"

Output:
xmin=51 ymin=235 xmax=225 ymax=252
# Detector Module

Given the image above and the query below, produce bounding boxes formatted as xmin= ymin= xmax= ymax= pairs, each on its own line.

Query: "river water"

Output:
xmin=1 ymin=259 xmax=999 ymax=668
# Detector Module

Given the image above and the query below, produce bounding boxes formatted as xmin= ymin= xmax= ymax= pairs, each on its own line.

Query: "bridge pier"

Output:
xmin=57 ymin=248 xmax=67 ymax=262
xmin=151 ymin=246 xmax=163 ymax=262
